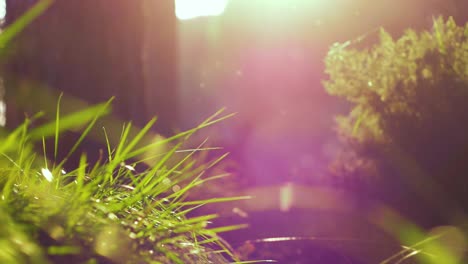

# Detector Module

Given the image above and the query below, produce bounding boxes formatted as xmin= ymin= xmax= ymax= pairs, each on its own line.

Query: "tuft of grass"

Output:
xmin=0 ymin=100 xmax=248 ymax=263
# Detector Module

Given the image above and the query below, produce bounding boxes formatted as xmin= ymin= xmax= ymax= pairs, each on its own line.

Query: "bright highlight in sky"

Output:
xmin=175 ymin=0 xmax=229 ymax=20
xmin=0 ymin=0 xmax=5 ymax=20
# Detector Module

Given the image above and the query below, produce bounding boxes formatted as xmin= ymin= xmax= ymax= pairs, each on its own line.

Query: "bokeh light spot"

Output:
xmin=280 ymin=182 xmax=293 ymax=212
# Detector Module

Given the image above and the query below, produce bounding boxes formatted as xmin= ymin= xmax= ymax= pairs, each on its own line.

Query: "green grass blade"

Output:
xmin=112 ymin=122 xmax=132 ymax=164
xmin=102 ymin=127 xmax=113 ymax=162
xmin=205 ymin=224 xmax=249 ymax=234
xmin=30 ymin=101 xmax=112 ymax=141
xmin=42 ymin=137 xmax=47 ymax=168
xmin=126 ymin=112 xmax=235 ymax=160
xmin=64 ymin=99 xmax=113 ymax=160
xmin=54 ymin=93 xmax=63 ymax=159
xmin=121 ymin=117 xmax=157 ymax=158
xmin=76 ymin=154 xmax=87 ymax=190
xmin=179 ymin=196 xmax=252 ymax=206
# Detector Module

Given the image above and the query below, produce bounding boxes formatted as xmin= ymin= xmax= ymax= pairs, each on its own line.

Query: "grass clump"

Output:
xmin=0 ymin=100 xmax=247 ymax=264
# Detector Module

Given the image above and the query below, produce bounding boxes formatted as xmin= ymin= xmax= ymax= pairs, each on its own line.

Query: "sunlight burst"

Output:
xmin=175 ymin=0 xmax=229 ymax=20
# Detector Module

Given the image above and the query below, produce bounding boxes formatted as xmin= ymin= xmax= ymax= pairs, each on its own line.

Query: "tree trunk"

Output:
xmin=4 ymin=0 xmax=177 ymax=133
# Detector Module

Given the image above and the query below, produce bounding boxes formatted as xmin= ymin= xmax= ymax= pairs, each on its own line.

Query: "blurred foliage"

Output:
xmin=325 ymin=17 xmax=468 ymax=219
xmin=0 ymin=0 xmax=53 ymax=51
xmin=324 ymin=16 xmax=468 ymax=263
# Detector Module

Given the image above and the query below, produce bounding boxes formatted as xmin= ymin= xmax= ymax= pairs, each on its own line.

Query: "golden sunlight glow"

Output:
xmin=175 ymin=0 xmax=229 ymax=20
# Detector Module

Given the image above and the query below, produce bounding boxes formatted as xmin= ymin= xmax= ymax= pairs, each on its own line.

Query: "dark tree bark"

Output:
xmin=4 ymin=0 xmax=177 ymax=134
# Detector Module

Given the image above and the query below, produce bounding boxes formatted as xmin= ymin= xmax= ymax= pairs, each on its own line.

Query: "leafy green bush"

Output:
xmin=324 ymin=17 xmax=468 ymax=219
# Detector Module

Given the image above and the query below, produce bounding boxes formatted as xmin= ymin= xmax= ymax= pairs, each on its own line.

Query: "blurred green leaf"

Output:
xmin=0 ymin=0 xmax=54 ymax=49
